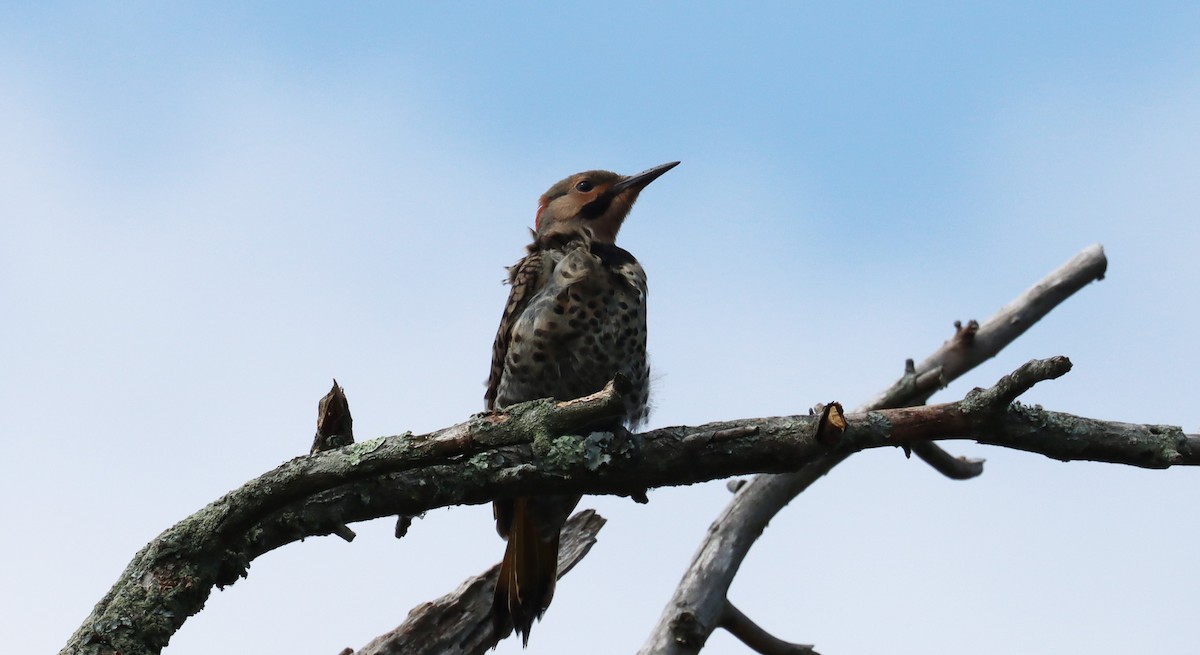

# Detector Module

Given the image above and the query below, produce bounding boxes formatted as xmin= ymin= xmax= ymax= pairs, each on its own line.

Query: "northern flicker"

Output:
xmin=486 ymin=161 xmax=679 ymax=644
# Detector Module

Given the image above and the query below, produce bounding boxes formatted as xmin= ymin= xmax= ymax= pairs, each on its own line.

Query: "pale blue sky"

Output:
xmin=4 ymin=3 xmax=1199 ymax=654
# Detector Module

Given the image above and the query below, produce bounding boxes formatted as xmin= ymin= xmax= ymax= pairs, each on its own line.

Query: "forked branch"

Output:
xmin=639 ymin=244 xmax=1110 ymax=655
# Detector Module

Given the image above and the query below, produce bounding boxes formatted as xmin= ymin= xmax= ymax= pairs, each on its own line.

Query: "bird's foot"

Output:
xmin=609 ymin=424 xmax=643 ymax=458
xmin=609 ymin=425 xmax=649 ymax=504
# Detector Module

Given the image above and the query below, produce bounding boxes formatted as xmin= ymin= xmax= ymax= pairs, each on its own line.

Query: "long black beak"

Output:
xmin=612 ymin=161 xmax=680 ymax=193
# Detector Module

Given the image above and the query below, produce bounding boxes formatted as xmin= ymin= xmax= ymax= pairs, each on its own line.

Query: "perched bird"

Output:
xmin=486 ymin=161 xmax=679 ymax=644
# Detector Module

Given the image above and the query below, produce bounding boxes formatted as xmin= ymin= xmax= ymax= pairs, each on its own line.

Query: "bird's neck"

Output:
xmin=531 ymin=224 xmax=610 ymax=252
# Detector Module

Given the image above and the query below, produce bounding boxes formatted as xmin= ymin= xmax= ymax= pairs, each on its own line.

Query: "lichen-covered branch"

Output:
xmin=62 ymin=358 xmax=1196 ymax=654
xmin=61 ymin=383 xmax=627 ymax=655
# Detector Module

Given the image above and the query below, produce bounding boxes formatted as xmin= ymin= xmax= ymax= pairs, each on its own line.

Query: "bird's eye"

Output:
xmin=575 ymin=180 xmax=594 ymax=193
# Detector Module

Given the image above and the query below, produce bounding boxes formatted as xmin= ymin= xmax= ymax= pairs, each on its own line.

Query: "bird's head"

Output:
xmin=534 ymin=161 xmax=679 ymax=244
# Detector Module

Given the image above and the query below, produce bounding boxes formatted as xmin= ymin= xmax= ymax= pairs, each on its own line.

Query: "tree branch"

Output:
xmin=60 ymin=381 xmax=627 ymax=655
xmin=638 ymin=244 xmax=1109 ymax=655
xmin=864 ymin=244 xmax=1108 ymax=410
xmin=881 ymin=243 xmax=1109 ymax=473
xmin=62 ymin=359 xmax=1196 ymax=654
xmin=349 ymin=510 xmax=607 ymax=655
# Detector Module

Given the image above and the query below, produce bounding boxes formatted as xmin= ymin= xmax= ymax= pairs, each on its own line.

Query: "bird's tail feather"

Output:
xmin=492 ymin=498 xmax=560 ymax=647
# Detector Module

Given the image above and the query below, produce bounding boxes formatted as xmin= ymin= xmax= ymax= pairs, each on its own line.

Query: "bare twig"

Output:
xmin=639 ymin=244 xmax=1109 ymax=655
xmin=330 ymin=523 xmax=356 ymax=542
xmin=720 ymin=601 xmax=818 ymax=655
xmin=909 ymin=441 xmax=985 ymax=479
xmin=865 ymin=244 xmax=1108 ymax=410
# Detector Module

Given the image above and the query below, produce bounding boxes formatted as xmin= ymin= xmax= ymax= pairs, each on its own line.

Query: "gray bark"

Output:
xmin=639 ymin=244 xmax=1110 ymax=654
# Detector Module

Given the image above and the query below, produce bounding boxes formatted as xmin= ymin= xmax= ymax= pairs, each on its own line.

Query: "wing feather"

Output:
xmin=485 ymin=250 xmax=548 ymax=409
